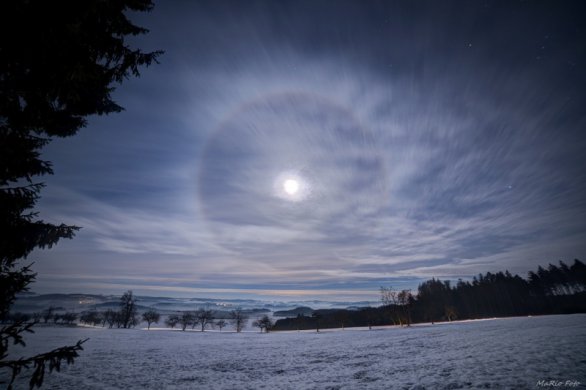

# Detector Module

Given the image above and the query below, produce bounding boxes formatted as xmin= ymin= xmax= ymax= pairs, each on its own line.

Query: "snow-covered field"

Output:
xmin=4 ymin=314 xmax=586 ymax=389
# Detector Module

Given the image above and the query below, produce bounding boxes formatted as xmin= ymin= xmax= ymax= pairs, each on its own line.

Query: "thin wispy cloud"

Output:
xmin=32 ymin=1 xmax=586 ymax=300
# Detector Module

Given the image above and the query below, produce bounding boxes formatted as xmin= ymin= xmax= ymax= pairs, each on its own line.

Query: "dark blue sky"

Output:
xmin=33 ymin=0 xmax=586 ymax=301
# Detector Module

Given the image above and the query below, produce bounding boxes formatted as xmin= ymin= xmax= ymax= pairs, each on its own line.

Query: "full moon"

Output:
xmin=283 ymin=179 xmax=299 ymax=195
xmin=273 ymin=171 xmax=311 ymax=202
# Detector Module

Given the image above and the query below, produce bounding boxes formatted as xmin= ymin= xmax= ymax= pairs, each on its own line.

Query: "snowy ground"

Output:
xmin=4 ymin=314 xmax=586 ymax=389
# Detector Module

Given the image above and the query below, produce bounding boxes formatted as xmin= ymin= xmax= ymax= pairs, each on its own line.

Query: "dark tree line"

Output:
xmin=432 ymin=259 xmax=586 ymax=320
xmin=274 ymin=260 xmax=586 ymax=331
xmin=528 ymin=261 xmax=586 ymax=296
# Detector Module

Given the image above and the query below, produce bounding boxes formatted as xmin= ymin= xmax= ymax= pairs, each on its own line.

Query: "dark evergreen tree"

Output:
xmin=334 ymin=310 xmax=349 ymax=330
xmin=0 ymin=1 xmax=161 ymax=387
xmin=558 ymin=261 xmax=572 ymax=294
xmin=417 ymin=279 xmax=450 ymax=323
xmin=570 ymin=259 xmax=586 ymax=292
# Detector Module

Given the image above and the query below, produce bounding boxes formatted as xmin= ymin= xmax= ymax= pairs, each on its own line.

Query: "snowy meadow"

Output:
xmin=5 ymin=314 xmax=586 ymax=389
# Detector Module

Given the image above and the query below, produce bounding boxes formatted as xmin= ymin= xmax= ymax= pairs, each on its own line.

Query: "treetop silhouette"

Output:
xmin=0 ymin=1 xmax=162 ymax=387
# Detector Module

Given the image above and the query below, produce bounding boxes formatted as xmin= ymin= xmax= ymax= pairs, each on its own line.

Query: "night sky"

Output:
xmin=33 ymin=1 xmax=586 ymax=301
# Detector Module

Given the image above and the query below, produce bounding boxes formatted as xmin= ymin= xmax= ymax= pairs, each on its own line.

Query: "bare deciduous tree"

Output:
xmin=230 ymin=308 xmax=247 ymax=333
xmin=119 ymin=290 xmax=139 ymax=329
xmin=142 ymin=309 xmax=160 ymax=330
xmin=215 ymin=319 xmax=227 ymax=331
xmin=196 ymin=309 xmax=214 ymax=332
xmin=41 ymin=306 xmax=55 ymax=324
xmin=252 ymin=315 xmax=274 ymax=333
xmin=80 ymin=310 xmax=101 ymax=327
xmin=98 ymin=312 xmax=107 ymax=328
xmin=104 ymin=309 xmax=117 ymax=328
xmin=380 ymin=286 xmax=402 ymax=326
xmin=31 ymin=312 xmax=42 ymax=323
xmin=179 ymin=311 xmax=195 ymax=331
xmin=189 ymin=312 xmax=200 ymax=330
xmin=252 ymin=319 xmax=262 ymax=332
xmin=165 ymin=314 xmax=180 ymax=329
xmin=312 ymin=312 xmax=321 ymax=333
xmin=397 ymin=289 xmax=414 ymax=326
xmin=6 ymin=312 xmax=30 ymax=324
xmin=444 ymin=306 xmax=457 ymax=322
xmin=61 ymin=312 xmax=78 ymax=325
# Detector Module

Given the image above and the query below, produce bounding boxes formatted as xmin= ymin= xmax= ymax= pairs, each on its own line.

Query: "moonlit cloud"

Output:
xmin=31 ymin=1 xmax=586 ymax=301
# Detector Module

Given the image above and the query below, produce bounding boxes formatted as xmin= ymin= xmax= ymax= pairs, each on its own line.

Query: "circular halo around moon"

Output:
xmin=197 ymin=92 xmax=387 ymax=245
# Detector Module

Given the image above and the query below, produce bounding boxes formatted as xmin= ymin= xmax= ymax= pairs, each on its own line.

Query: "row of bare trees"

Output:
xmin=2 ymin=310 xmax=78 ymax=325
xmin=77 ymin=291 xmax=140 ymax=329
xmin=35 ymin=291 xmax=270 ymax=333
xmin=164 ymin=307 xmax=253 ymax=332
xmin=78 ymin=308 xmax=160 ymax=330
xmin=169 ymin=309 xmax=214 ymax=332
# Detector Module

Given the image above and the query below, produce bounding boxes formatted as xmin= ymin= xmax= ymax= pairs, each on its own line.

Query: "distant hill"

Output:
xmin=273 ymin=306 xmax=314 ymax=317
xmin=12 ymin=294 xmax=341 ymax=315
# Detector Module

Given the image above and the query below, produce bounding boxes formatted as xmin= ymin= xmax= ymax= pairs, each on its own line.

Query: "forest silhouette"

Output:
xmin=274 ymin=259 xmax=586 ymax=331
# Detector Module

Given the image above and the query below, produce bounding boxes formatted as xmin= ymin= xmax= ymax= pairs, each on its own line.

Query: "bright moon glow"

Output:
xmin=283 ymin=179 xmax=299 ymax=195
xmin=273 ymin=171 xmax=311 ymax=202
